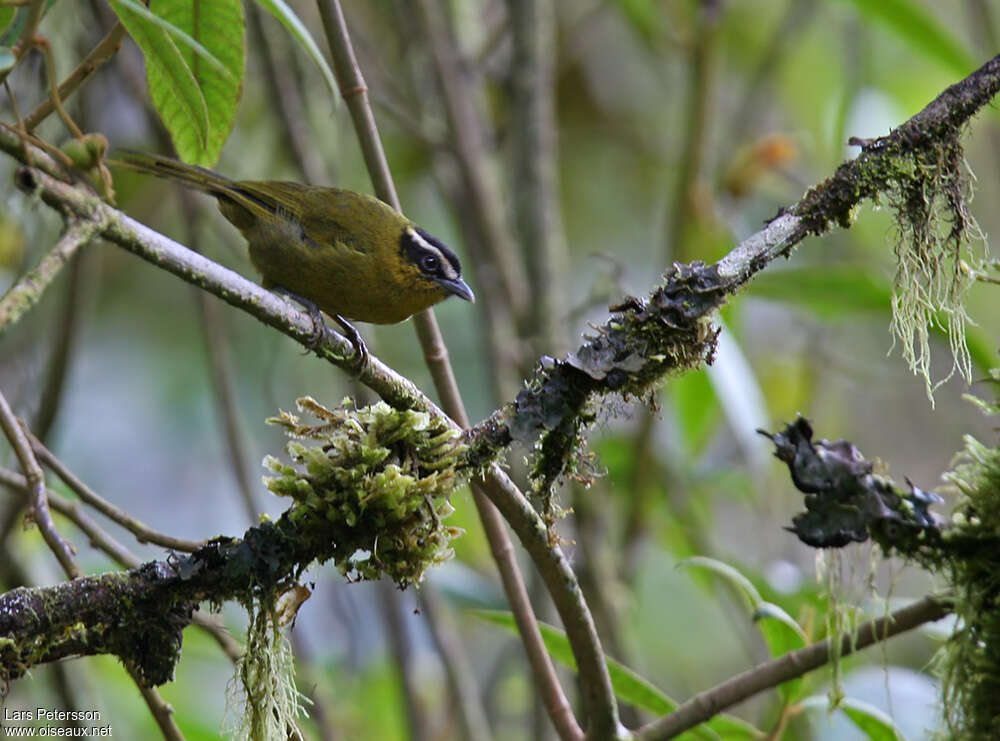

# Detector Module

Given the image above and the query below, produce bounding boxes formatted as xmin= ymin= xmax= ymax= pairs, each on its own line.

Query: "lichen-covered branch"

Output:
xmin=0 ymin=218 xmax=102 ymax=334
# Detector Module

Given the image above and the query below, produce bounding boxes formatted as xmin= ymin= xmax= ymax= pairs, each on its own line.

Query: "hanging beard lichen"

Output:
xmin=885 ymin=133 xmax=987 ymax=402
xmin=225 ymin=605 xmax=309 ymax=741
xmin=263 ymin=397 xmax=467 ymax=588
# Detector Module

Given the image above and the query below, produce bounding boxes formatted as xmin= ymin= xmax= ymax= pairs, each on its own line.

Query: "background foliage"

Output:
xmin=0 ymin=0 xmax=998 ymax=739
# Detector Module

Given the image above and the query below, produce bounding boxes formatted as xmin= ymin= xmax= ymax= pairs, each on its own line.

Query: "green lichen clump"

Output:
xmin=226 ymin=606 xmax=307 ymax=741
xmin=939 ymin=429 xmax=1000 ymax=739
xmin=885 ymin=136 xmax=985 ymax=402
xmin=264 ymin=397 xmax=466 ymax=588
xmin=796 ymin=128 xmax=987 ymax=403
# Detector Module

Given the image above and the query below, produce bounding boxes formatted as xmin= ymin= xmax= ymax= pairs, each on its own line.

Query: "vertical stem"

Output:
xmin=315 ymin=3 xmax=589 ymax=739
xmin=665 ymin=0 xmax=723 ymax=263
xmin=507 ymin=0 xmax=568 ymax=358
xmin=419 ymin=587 xmax=493 ymax=741
xmin=378 ymin=579 xmax=432 ymax=741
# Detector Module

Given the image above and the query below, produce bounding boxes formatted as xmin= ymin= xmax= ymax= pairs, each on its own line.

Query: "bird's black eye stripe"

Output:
xmin=414 ymin=228 xmax=461 ymax=274
xmin=400 ymin=227 xmax=463 ymax=279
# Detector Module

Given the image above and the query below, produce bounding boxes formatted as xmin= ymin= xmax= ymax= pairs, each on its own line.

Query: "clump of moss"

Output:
xmin=263 ymin=397 xmax=466 ymax=588
xmin=939 ymin=427 xmax=1000 ymax=739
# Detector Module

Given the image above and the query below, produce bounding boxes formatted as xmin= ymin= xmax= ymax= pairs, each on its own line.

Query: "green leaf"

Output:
xmin=749 ymin=265 xmax=891 ymax=318
xmin=110 ymin=0 xmax=245 ymax=166
xmin=800 ymin=695 xmax=905 ymax=741
xmin=678 ymin=556 xmax=763 ymax=610
xmin=0 ymin=46 xmax=14 ymax=74
xmin=832 ymin=0 xmax=975 ymax=77
xmin=750 ymin=265 xmax=996 ymax=375
xmin=471 ymin=610 xmax=761 ymax=740
xmin=0 ymin=9 xmax=15 ymax=37
xmin=681 ymin=558 xmax=810 ymax=701
xmin=667 ymin=369 xmax=719 ymax=456
xmin=0 ymin=0 xmax=58 ymax=47
xmin=254 ymin=0 xmax=339 ymax=103
xmin=752 ymin=602 xmax=808 ymax=701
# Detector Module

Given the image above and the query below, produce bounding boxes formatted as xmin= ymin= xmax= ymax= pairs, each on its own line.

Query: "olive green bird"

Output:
xmin=114 ymin=152 xmax=474 ymax=360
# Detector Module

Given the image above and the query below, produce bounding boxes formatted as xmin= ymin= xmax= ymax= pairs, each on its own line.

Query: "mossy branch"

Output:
xmin=1 ymin=53 xmax=999 ymax=725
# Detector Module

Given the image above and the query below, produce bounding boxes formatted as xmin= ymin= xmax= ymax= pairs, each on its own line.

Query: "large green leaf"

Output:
xmin=749 ymin=265 xmax=996 ymax=374
xmin=254 ymin=0 xmax=338 ymax=103
xmin=833 ymin=0 xmax=976 ymax=77
xmin=679 ymin=557 xmax=809 ymax=701
xmin=110 ymin=0 xmax=244 ymax=166
xmin=472 ymin=609 xmax=761 ymax=740
xmin=749 ymin=265 xmax=890 ymax=318
xmin=800 ymin=695 xmax=905 ymax=740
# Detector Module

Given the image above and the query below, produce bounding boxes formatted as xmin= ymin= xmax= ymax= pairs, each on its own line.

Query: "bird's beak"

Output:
xmin=438 ymin=277 xmax=475 ymax=303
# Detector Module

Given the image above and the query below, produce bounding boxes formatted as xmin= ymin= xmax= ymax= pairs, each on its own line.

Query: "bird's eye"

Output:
xmin=420 ymin=254 xmax=439 ymax=272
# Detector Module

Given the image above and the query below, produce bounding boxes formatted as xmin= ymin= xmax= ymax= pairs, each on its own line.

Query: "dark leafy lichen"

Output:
xmin=510 ymin=261 xmax=725 ymax=523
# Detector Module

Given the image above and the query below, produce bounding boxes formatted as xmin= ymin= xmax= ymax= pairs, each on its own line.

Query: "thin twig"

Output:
xmin=131 ymin=669 xmax=186 ymax=741
xmin=245 ymin=5 xmax=328 ymax=185
xmin=23 ymin=21 xmax=127 ymax=132
xmin=378 ymin=579 xmax=432 ymax=741
xmin=635 ymin=595 xmax=951 ymax=740
xmin=36 ymin=37 xmax=84 ymax=139
xmin=316 ymin=3 xmax=588 ymax=739
xmin=29 ymin=434 xmax=205 ymax=552
xmin=0 ymin=219 xmax=101 ymax=335
xmin=0 ymin=390 xmax=80 ymax=578
xmin=0 ymin=465 xmax=243 ymax=663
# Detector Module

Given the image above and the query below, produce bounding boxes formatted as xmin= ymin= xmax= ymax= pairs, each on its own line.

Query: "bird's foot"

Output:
xmin=271 ymin=286 xmax=326 ymax=349
xmin=333 ymin=314 xmax=369 ymax=374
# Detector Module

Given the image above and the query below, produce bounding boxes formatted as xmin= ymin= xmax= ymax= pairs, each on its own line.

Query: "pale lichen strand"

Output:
xmin=796 ymin=125 xmax=987 ymax=402
xmin=263 ymin=397 xmax=467 ymax=588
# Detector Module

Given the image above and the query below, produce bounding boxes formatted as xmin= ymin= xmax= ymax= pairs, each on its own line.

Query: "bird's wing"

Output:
xmin=232 ymin=180 xmax=313 ymax=220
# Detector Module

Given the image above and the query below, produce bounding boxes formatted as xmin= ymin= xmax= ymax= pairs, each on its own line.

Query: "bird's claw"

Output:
xmin=334 ymin=314 xmax=368 ymax=375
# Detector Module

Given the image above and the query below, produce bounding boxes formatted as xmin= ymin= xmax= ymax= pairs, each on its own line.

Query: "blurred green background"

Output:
xmin=0 ymin=0 xmax=997 ymax=739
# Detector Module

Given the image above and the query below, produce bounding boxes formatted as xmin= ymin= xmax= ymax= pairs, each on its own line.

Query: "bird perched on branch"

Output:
xmin=113 ymin=151 xmax=475 ymax=365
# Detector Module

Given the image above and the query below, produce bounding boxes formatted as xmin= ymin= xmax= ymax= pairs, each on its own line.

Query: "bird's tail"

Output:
xmin=111 ymin=151 xmax=236 ymax=196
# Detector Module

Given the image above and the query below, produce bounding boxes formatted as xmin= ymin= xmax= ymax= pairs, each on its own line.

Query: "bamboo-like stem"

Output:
xmin=507 ymin=0 xmax=568 ymax=359
xmin=409 ymin=0 xmax=527 ymax=323
xmin=419 ymin=586 xmax=493 ymax=741
xmin=0 ymin=219 xmax=101 ymax=335
xmin=635 ymin=595 xmax=951 ymax=740
xmin=32 ymin=246 xmax=94 ymax=441
xmin=316 ymin=3 xmax=587 ymax=739
xmin=0 ymin=390 xmax=80 ymax=578
xmin=666 ymin=0 xmax=722 ymax=263
xmin=245 ymin=5 xmax=328 ymax=185
xmin=378 ymin=580 xmax=433 ymax=741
